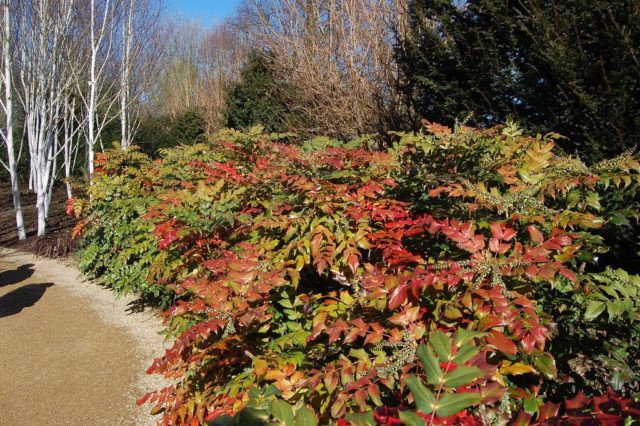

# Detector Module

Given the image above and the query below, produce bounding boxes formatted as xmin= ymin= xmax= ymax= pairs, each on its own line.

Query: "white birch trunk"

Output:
xmin=120 ymin=0 xmax=134 ymax=148
xmin=17 ymin=0 xmax=76 ymax=236
xmin=1 ymin=0 xmax=26 ymax=240
xmin=85 ymin=0 xmax=114 ymax=175
xmin=62 ymin=97 xmax=81 ymax=199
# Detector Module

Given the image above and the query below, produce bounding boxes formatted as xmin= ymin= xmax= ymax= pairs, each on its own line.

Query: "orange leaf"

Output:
xmin=486 ymin=330 xmax=518 ymax=355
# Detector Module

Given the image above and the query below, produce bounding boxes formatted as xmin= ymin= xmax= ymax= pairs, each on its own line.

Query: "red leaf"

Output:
xmin=486 ymin=330 xmax=518 ymax=355
xmin=347 ymin=254 xmax=360 ymax=275
xmin=489 ymin=238 xmax=501 ymax=253
xmin=354 ymin=389 xmax=368 ymax=411
xmin=388 ymin=284 xmax=408 ymax=310
xmin=511 ymin=411 xmax=532 ymax=426
xmin=490 ymin=222 xmax=503 ymax=239
xmin=525 ymin=264 xmax=538 ymax=278
xmin=538 ymin=266 xmax=556 ymax=280
xmin=538 ymin=401 xmax=560 ymax=421
xmin=559 ymin=267 xmax=576 ymax=281
xmin=136 ymin=392 xmax=152 ymax=406
xmin=311 ymin=234 xmax=323 ymax=257
xmin=521 ymin=334 xmax=536 ymax=354
xmin=365 ymin=322 xmax=384 ymax=345
xmin=565 ymin=392 xmax=589 ymax=409
xmin=439 ymin=361 xmax=458 ymax=373
xmin=328 ymin=319 xmax=348 ymax=344
xmin=502 ymin=227 xmax=517 ymax=241
xmin=527 ymin=225 xmax=544 ymax=243
xmin=478 ymin=315 xmax=501 ymax=331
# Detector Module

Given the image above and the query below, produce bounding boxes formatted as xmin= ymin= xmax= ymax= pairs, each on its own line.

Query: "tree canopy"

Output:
xmin=398 ymin=0 xmax=640 ymax=160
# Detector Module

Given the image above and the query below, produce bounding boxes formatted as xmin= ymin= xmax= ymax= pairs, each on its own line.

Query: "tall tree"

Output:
xmin=198 ymin=20 xmax=247 ymax=133
xmin=240 ymin=0 xmax=409 ymax=140
xmin=398 ymin=0 xmax=640 ymax=159
xmin=75 ymin=0 xmax=119 ymax=175
xmin=0 ymin=0 xmax=26 ymax=240
xmin=152 ymin=18 xmax=247 ymax=133
xmin=224 ymin=51 xmax=291 ymax=133
xmin=16 ymin=0 xmax=77 ymax=236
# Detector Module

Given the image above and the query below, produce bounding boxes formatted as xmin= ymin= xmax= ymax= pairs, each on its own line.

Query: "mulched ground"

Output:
xmin=0 ymin=184 xmax=77 ymax=257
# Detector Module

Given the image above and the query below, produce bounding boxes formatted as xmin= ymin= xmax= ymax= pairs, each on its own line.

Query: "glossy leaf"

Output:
xmin=405 ymin=376 xmax=435 ymax=413
xmin=429 ymin=331 xmax=452 ymax=361
xmin=416 ymin=344 xmax=443 ymax=385
xmin=435 ymin=392 xmax=480 ymax=417
xmin=442 ymin=366 xmax=483 ymax=388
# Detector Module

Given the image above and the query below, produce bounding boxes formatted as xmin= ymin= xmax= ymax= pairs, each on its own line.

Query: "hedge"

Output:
xmin=72 ymin=122 xmax=640 ymax=424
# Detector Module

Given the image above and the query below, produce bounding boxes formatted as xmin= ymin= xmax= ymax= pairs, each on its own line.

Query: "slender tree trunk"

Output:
xmin=86 ymin=0 xmax=108 ymax=175
xmin=62 ymin=97 xmax=76 ymax=198
xmin=120 ymin=0 xmax=133 ymax=148
xmin=87 ymin=71 xmax=96 ymax=174
xmin=2 ymin=1 xmax=26 ymax=240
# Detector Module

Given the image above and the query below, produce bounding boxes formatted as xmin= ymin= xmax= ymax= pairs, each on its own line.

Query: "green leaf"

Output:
xmin=271 ymin=399 xmax=294 ymax=426
xmin=611 ymin=370 xmax=626 ymax=391
xmin=435 ymin=392 xmax=480 ymax=417
xmin=453 ymin=329 xmax=486 ymax=347
xmin=523 ymin=395 xmax=539 ymax=414
xmin=405 ymin=376 xmax=435 ymax=413
xmin=293 ymin=407 xmax=317 ymax=426
xmin=262 ymin=385 xmax=281 ymax=398
xmin=518 ymin=170 xmax=531 ymax=183
xmin=451 ymin=345 xmax=479 ymax=365
xmin=442 ymin=366 xmax=483 ymax=388
xmin=417 ymin=344 xmax=443 ymax=385
xmin=533 ymin=353 xmax=557 ymax=379
xmin=278 ymin=298 xmax=294 ymax=308
xmin=584 ymin=301 xmax=606 ymax=320
xmin=609 ymin=213 xmax=631 ymax=227
xmin=398 ymin=411 xmax=426 ymax=426
xmin=429 ymin=330 xmax=452 ymax=361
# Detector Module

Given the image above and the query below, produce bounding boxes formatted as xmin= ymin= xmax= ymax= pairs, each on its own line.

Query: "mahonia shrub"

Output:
xmin=74 ymin=123 xmax=640 ymax=425
xmin=72 ymin=147 xmax=174 ymax=307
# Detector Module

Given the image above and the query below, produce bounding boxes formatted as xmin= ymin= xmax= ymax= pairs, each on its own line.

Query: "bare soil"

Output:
xmin=0 ymin=248 xmax=169 ymax=425
xmin=0 ymin=184 xmax=77 ymax=257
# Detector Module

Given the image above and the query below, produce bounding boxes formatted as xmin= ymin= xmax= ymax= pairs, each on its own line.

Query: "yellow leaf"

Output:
xmin=254 ymin=357 xmax=268 ymax=376
xmin=500 ymin=361 xmax=536 ymax=376
xmin=444 ymin=305 xmax=462 ymax=319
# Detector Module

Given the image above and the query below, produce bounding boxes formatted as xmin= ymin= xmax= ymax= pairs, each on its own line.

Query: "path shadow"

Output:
xmin=0 ymin=283 xmax=54 ymax=318
xmin=0 ymin=264 xmax=35 ymax=288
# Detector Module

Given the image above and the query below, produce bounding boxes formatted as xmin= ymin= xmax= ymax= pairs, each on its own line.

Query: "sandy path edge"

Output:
xmin=0 ymin=247 xmax=170 ymax=425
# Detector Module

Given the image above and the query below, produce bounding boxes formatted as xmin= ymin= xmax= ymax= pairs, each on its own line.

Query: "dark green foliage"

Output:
xmin=398 ymin=0 xmax=640 ymax=160
xmin=224 ymin=51 xmax=292 ymax=134
xmin=133 ymin=110 xmax=206 ymax=157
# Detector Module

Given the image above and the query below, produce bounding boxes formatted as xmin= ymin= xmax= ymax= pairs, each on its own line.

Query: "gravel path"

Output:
xmin=0 ymin=247 xmax=169 ymax=425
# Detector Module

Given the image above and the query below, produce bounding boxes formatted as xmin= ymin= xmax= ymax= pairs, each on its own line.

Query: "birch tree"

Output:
xmin=119 ymin=0 xmax=133 ymax=148
xmin=16 ymin=0 xmax=76 ymax=236
xmin=0 ymin=0 xmax=26 ymax=240
xmin=60 ymin=94 xmax=82 ymax=198
xmin=75 ymin=0 xmax=119 ymax=175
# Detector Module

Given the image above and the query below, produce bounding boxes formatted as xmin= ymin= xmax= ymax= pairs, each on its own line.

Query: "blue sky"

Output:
xmin=166 ymin=0 xmax=240 ymax=25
